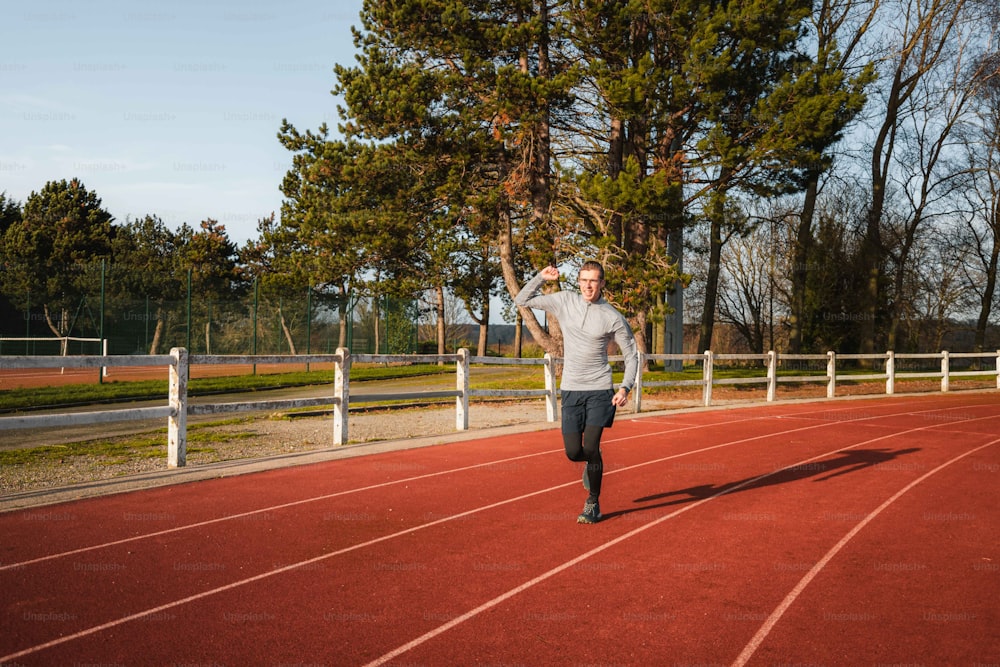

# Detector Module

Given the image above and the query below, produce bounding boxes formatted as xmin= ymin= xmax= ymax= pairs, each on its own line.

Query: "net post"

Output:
xmin=168 ymin=347 xmax=188 ymax=468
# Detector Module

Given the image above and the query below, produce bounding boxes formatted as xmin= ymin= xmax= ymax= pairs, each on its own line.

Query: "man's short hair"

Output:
xmin=579 ymin=260 xmax=605 ymax=279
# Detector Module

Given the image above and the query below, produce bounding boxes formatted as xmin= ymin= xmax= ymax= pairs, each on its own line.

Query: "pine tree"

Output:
xmin=0 ymin=179 xmax=113 ymax=347
xmin=567 ymin=0 xmax=870 ymax=352
xmin=283 ymin=1 xmax=577 ymax=358
xmin=109 ymin=215 xmax=182 ymax=354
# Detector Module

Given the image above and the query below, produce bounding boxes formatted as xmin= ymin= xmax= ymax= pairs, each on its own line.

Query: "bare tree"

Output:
xmin=717 ymin=225 xmax=773 ymax=354
xmin=714 ymin=199 xmax=797 ymax=354
xmin=857 ymin=0 xmax=972 ymax=354
xmin=953 ymin=52 xmax=1000 ymax=350
xmin=418 ymin=288 xmax=472 ymax=354
xmin=882 ymin=36 xmax=988 ymax=348
xmin=909 ymin=232 xmax=969 ymax=349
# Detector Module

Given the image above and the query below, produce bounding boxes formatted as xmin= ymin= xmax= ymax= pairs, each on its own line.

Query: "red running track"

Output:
xmin=2 ymin=393 xmax=998 ymax=666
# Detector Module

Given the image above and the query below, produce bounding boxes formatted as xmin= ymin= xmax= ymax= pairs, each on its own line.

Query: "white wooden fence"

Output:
xmin=1 ymin=348 xmax=998 ymax=468
xmin=0 ymin=349 xmax=558 ymax=467
xmin=632 ymin=350 xmax=1000 ymax=411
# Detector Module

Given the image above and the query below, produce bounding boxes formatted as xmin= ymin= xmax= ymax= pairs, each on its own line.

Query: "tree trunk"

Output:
xmin=44 ymin=306 xmax=70 ymax=343
xmin=435 ymin=285 xmax=446 ymax=354
xmin=338 ymin=298 xmax=348 ymax=350
xmin=499 ymin=201 xmax=561 ymax=357
xmin=659 ymin=134 xmax=687 ymax=369
xmin=278 ymin=308 xmax=297 ymax=355
xmin=698 ymin=192 xmax=726 ymax=353
xmin=788 ymin=175 xmax=818 ymax=353
xmin=975 ymin=226 xmax=1000 ymax=351
xmin=514 ymin=310 xmax=523 ymax=358
xmin=149 ymin=308 xmax=165 ymax=355
xmin=477 ymin=298 xmax=490 ymax=357
xmin=631 ymin=310 xmax=649 ymax=361
xmin=477 ymin=323 xmax=488 ymax=357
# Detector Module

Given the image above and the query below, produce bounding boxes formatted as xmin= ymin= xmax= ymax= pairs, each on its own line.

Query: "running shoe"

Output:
xmin=577 ymin=499 xmax=601 ymax=524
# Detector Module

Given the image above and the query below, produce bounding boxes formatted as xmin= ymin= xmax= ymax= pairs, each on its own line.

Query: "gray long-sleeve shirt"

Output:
xmin=515 ymin=272 xmax=638 ymax=393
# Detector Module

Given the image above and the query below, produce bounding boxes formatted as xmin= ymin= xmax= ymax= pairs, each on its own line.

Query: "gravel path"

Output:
xmin=0 ymin=401 xmax=555 ymax=501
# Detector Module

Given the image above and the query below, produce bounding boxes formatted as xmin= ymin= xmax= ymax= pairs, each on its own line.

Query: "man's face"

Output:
xmin=578 ymin=268 xmax=604 ymax=303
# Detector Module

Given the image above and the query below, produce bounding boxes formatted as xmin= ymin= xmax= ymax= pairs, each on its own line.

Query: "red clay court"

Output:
xmin=2 ymin=392 xmax=998 ymax=665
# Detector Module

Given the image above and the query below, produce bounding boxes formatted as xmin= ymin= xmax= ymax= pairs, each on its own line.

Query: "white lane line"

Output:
xmin=0 ymin=411 xmax=799 ymax=572
xmin=362 ymin=416 xmax=1000 ymax=666
xmin=0 ymin=449 xmax=558 ymax=572
xmin=0 ymin=416 xmax=895 ymax=663
xmin=0 ymin=478 xmax=578 ymax=664
xmin=730 ymin=437 xmax=1000 ymax=667
xmin=1 ymin=402 xmax=983 ymax=573
xmin=3 ymin=405 xmax=994 ymax=663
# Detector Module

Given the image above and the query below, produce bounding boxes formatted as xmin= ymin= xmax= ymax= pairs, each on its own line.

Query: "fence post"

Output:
xmin=168 ymin=347 xmax=188 ymax=468
xmin=333 ymin=347 xmax=350 ymax=446
xmin=766 ymin=350 xmax=777 ymax=402
xmin=885 ymin=351 xmax=895 ymax=395
xmin=940 ymin=350 xmax=950 ymax=392
xmin=634 ymin=350 xmax=645 ymax=413
xmin=826 ymin=351 xmax=836 ymax=398
xmin=702 ymin=350 xmax=713 ymax=407
xmin=456 ymin=348 xmax=469 ymax=431
xmin=543 ymin=353 xmax=557 ymax=422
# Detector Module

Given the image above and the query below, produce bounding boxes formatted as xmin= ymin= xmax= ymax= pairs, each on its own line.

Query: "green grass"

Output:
xmin=0 ymin=418 xmax=252 ymax=466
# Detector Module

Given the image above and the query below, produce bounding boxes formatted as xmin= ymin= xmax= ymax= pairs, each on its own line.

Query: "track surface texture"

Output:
xmin=2 ymin=393 xmax=998 ymax=666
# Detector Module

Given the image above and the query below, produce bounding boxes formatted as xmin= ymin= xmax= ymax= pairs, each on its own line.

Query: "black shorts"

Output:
xmin=561 ymin=389 xmax=616 ymax=433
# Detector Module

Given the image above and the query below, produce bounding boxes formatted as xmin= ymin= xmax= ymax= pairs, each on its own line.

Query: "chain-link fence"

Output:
xmin=0 ymin=268 xmax=426 ymax=357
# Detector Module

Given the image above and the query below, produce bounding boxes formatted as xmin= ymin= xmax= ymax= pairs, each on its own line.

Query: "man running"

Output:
xmin=515 ymin=261 xmax=638 ymax=524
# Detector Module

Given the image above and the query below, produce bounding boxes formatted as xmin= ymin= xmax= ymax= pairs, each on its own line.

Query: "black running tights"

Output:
xmin=563 ymin=424 xmax=604 ymax=498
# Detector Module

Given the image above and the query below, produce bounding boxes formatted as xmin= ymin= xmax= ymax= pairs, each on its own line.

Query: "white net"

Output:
xmin=0 ymin=336 xmax=105 ymax=356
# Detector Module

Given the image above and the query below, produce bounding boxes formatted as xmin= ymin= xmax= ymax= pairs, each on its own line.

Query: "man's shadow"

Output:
xmin=602 ymin=447 xmax=921 ymax=521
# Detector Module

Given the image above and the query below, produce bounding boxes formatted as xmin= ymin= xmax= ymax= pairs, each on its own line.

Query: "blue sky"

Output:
xmin=1 ymin=0 xmax=365 ymax=245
